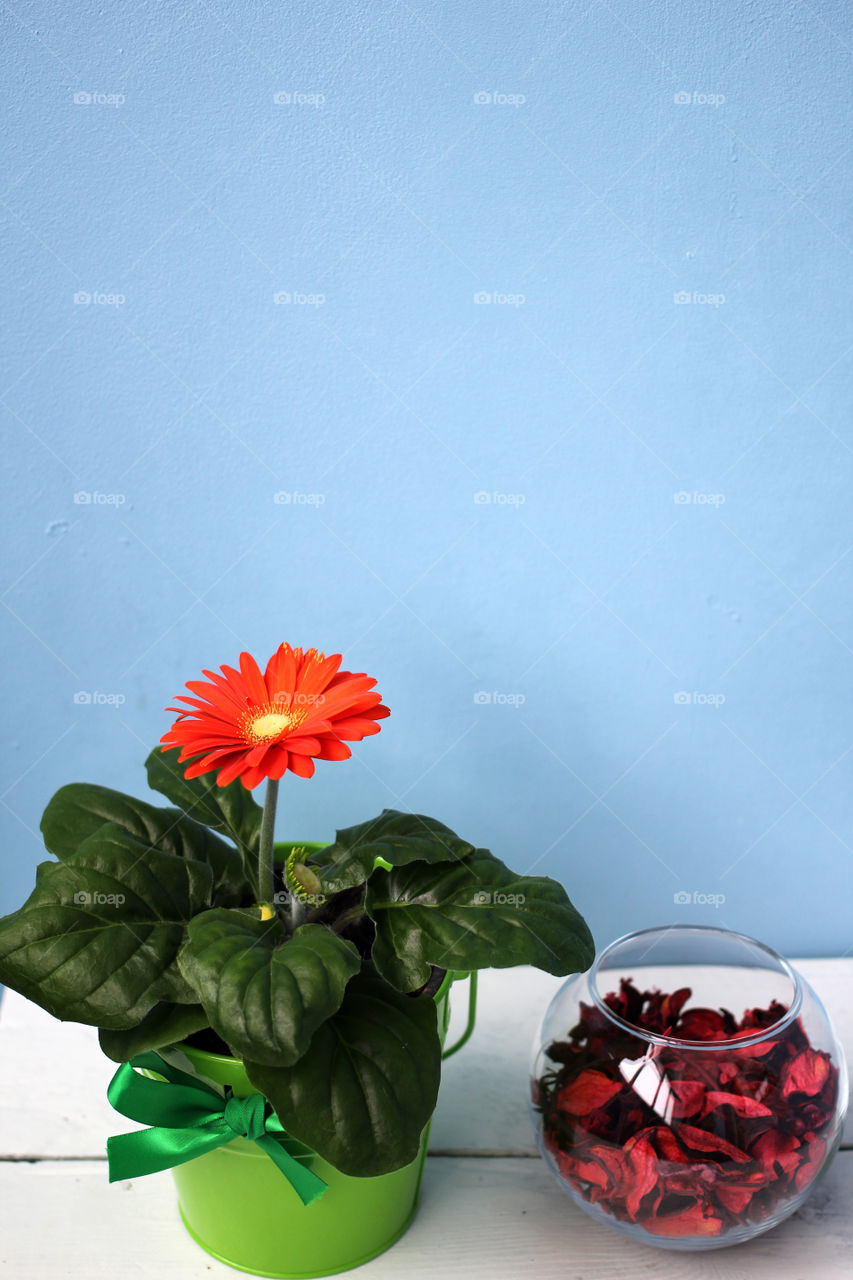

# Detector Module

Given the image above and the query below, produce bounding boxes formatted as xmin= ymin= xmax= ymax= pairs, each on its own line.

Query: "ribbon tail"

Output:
xmin=254 ymin=1134 xmax=328 ymax=1206
xmin=107 ymin=1124 xmax=228 ymax=1183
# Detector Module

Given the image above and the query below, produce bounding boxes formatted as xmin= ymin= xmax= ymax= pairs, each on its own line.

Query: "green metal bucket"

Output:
xmin=168 ymin=969 xmax=477 ymax=1278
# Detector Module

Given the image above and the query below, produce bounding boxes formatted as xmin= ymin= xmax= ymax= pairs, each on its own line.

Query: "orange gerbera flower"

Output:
xmin=160 ymin=644 xmax=389 ymax=789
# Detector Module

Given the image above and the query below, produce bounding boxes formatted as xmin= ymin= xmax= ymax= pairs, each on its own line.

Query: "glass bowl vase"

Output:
xmin=529 ymin=925 xmax=847 ymax=1250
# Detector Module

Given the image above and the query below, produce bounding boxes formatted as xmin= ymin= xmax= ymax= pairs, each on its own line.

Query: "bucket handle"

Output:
xmin=441 ymin=971 xmax=478 ymax=1059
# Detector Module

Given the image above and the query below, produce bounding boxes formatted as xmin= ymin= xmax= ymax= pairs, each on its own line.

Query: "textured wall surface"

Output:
xmin=2 ymin=1 xmax=852 ymax=955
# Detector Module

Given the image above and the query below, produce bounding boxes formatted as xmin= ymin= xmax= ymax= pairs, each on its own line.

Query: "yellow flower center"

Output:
xmin=243 ymin=706 xmax=305 ymax=744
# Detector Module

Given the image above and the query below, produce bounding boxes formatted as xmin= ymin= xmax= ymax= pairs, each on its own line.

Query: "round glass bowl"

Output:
xmin=529 ymin=925 xmax=847 ymax=1250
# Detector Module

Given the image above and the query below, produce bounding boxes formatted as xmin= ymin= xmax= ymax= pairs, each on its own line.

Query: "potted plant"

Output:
xmin=0 ymin=643 xmax=594 ymax=1278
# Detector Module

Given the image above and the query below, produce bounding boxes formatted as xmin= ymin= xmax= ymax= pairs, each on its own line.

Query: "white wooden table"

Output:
xmin=1 ymin=962 xmax=850 ymax=1278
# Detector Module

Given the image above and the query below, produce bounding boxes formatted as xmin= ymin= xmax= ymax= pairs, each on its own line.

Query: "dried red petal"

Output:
xmin=590 ymin=1144 xmax=631 ymax=1198
xmin=740 ymin=999 xmax=789 ymax=1032
xmin=555 ymin=1149 xmax=610 ymax=1190
xmin=701 ymin=1090 xmax=774 ymax=1119
xmin=646 ymin=1202 xmax=723 ymax=1237
xmin=794 ymin=1136 xmax=827 ymax=1192
xmin=661 ymin=987 xmax=692 ymax=1024
xmin=624 ymin=1133 xmax=661 ymax=1219
xmin=676 ymin=1007 xmax=728 ymax=1040
xmin=791 ymin=1101 xmax=833 ymax=1136
xmin=781 ymin=1049 xmax=831 ymax=1099
xmin=604 ymin=978 xmax=645 ymax=1023
xmin=576 ymin=1104 xmax=620 ymax=1139
xmin=676 ymin=1123 xmax=751 ymax=1163
xmin=557 ymin=1069 xmax=623 ymax=1116
xmin=625 ymin=1125 xmax=690 ymax=1165
xmin=660 ymin=1164 xmax=715 ymax=1196
xmin=650 ymin=1126 xmax=689 ymax=1163
xmin=670 ymin=1079 xmax=705 ymax=1118
xmin=716 ymin=1183 xmax=758 ymax=1215
xmin=749 ymin=1130 xmax=801 ymax=1177
xmin=729 ymin=1028 xmax=779 ymax=1056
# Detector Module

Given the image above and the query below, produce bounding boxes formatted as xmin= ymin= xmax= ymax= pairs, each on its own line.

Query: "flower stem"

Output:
xmin=331 ymin=905 xmax=365 ymax=934
xmin=258 ymin=778 xmax=279 ymax=906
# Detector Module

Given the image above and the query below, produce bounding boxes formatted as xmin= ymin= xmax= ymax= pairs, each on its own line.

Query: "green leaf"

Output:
xmin=0 ymin=824 xmax=215 ymax=1027
xmin=244 ymin=968 xmax=441 ymax=1176
xmin=178 ymin=911 xmax=360 ymax=1067
xmin=99 ymin=1002 xmax=209 ymax=1063
xmin=41 ymin=782 xmax=250 ymax=903
xmin=146 ymin=747 xmax=262 ymax=859
xmin=365 ymin=853 xmax=595 ymax=990
xmin=308 ymin=809 xmax=478 ymax=893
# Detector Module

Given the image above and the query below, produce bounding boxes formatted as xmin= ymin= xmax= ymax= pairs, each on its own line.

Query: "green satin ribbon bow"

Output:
xmin=106 ymin=1051 xmax=327 ymax=1206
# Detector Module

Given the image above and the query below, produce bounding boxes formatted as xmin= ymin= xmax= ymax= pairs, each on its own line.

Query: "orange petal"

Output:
xmin=239 ymin=650 xmax=270 ymax=705
xmin=288 ymin=753 xmax=315 ymax=779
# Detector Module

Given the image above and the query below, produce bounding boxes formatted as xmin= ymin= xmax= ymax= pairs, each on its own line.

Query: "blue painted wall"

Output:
xmin=2 ymin=1 xmax=852 ymax=957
